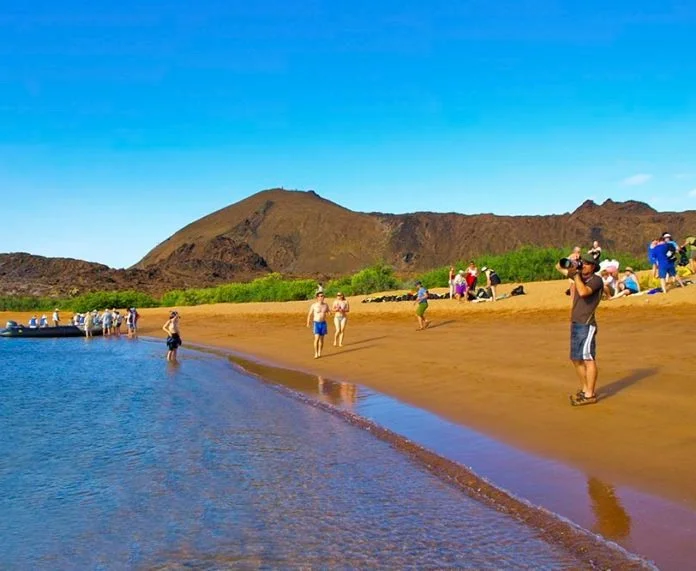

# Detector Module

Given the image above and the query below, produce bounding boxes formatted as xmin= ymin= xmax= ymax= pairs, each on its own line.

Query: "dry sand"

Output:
xmin=4 ymin=277 xmax=696 ymax=510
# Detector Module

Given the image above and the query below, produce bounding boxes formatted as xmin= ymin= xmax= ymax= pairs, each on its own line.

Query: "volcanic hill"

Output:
xmin=137 ymin=188 xmax=695 ymax=275
xmin=2 ymin=188 xmax=695 ymax=297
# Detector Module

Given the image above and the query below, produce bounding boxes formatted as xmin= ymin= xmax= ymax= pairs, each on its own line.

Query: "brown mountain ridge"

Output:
xmin=2 ymin=188 xmax=695 ymax=297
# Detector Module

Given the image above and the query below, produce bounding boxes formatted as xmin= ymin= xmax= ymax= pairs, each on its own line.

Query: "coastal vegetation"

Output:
xmin=0 ymin=246 xmax=653 ymax=311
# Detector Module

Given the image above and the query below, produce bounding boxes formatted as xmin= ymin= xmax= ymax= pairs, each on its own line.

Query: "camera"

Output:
xmin=559 ymin=257 xmax=583 ymax=270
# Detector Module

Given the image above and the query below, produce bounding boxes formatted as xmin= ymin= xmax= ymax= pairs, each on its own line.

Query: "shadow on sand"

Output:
xmin=321 ymin=345 xmax=375 ymax=358
xmin=598 ymin=367 xmax=660 ymax=400
xmin=427 ymin=320 xmax=456 ymax=330
xmin=347 ymin=336 xmax=387 ymax=346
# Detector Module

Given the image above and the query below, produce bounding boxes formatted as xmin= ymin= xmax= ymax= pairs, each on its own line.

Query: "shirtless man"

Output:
xmin=306 ymin=292 xmax=331 ymax=358
xmin=162 ymin=311 xmax=182 ymax=362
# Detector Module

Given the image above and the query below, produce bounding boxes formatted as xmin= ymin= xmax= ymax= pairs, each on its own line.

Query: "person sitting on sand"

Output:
xmin=163 ymin=311 xmax=182 ymax=362
xmin=453 ymin=270 xmax=467 ymax=301
xmin=600 ymin=269 xmax=617 ymax=300
xmin=331 ymin=292 xmax=350 ymax=347
xmin=413 ymin=281 xmax=430 ymax=330
xmin=306 ymin=292 xmax=331 ymax=358
xmin=612 ymin=267 xmax=641 ymax=298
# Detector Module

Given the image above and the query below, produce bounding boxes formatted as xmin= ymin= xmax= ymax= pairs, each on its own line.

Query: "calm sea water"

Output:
xmin=0 ymin=337 xmax=583 ymax=569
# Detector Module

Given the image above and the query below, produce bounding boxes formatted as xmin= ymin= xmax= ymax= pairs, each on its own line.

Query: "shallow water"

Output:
xmin=228 ymin=352 xmax=694 ymax=570
xmin=0 ymin=338 xmax=585 ymax=569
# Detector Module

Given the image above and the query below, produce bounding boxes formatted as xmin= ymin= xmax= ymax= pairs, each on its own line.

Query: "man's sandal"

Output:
xmin=569 ymin=392 xmax=598 ymax=406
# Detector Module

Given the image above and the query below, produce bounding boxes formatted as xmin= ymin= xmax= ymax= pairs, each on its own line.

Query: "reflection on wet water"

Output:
xmin=588 ymin=477 xmax=632 ymax=540
xmin=1 ymin=339 xmax=585 ymax=569
xmin=317 ymin=375 xmax=358 ymax=407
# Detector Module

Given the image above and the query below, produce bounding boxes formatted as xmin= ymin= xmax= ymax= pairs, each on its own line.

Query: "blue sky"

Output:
xmin=1 ymin=1 xmax=695 ymax=268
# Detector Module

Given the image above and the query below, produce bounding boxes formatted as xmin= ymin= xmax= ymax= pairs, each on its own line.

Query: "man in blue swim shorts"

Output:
xmin=306 ymin=292 xmax=331 ymax=359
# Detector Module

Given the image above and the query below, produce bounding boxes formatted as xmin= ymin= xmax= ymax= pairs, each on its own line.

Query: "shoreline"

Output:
xmin=127 ymin=280 xmax=696 ymax=511
xmin=3 ymin=278 xmax=695 ymax=507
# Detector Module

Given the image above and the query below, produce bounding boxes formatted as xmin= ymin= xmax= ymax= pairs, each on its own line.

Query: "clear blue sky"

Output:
xmin=2 ymin=1 xmax=695 ymax=267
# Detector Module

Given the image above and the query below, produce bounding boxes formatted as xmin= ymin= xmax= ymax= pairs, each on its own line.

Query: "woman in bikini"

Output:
xmin=332 ymin=292 xmax=350 ymax=347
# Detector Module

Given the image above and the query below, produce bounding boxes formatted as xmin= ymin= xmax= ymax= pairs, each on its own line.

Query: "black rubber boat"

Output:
xmin=0 ymin=322 xmax=104 ymax=338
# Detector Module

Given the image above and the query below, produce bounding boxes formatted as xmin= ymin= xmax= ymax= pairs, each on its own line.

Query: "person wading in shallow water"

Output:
xmin=162 ymin=311 xmax=182 ymax=362
xmin=556 ymin=254 xmax=603 ymax=406
xmin=306 ymin=292 xmax=331 ymax=358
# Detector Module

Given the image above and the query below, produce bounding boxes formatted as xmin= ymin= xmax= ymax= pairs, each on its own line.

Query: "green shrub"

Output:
xmin=348 ymin=263 xmax=399 ymax=295
xmin=69 ymin=290 xmax=159 ymax=313
xmin=161 ymin=273 xmax=317 ymax=306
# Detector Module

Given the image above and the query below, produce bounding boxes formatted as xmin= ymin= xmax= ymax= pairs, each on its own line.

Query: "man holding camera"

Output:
xmin=557 ymin=254 xmax=604 ymax=406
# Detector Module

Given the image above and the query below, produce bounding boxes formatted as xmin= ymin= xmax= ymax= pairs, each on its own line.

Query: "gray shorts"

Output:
xmin=570 ymin=323 xmax=597 ymax=361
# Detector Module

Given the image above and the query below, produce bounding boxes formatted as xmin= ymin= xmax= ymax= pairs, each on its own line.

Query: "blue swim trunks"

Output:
xmin=313 ymin=321 xmax=328 ymax=336
xmin=570 ymin=323 xmax=597 ymax=361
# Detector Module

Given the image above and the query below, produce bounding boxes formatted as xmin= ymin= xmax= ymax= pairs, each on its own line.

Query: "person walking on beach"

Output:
xmin=307 ymin=292 xmax=331 ymax=358
xmin=414 ymin=281 xmax=430 ymax=330
xmin=556 ymin=254 xmax=603 ymax=406
xmin=163 ymin=311 xmax=182 ymax=362
xmin=332 ymin=292 xmax=350 ymax=347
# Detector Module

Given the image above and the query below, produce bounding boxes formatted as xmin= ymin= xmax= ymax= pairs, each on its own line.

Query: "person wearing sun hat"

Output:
xmin=556 ymin=253 xmax=604 ymax=406
xmin=481 ymin=266 xmax=501 ymax=301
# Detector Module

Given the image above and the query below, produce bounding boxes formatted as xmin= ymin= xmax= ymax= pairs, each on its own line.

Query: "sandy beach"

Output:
xmin=4 ymin=277 xmax=696 ymax=511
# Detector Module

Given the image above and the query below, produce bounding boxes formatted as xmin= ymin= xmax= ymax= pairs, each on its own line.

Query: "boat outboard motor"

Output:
xmin=5 ymin=320 xmax=18 ymax=328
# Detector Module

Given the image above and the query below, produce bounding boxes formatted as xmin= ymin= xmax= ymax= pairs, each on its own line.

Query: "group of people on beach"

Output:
xmin=448 ymin=263 xmax=502 ymax=302
xmin=557 ymin=231 xmax=692 ymax=407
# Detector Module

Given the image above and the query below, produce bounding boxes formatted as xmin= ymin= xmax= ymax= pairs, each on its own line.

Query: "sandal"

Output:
xmin=569 ymin=392 xmax=598 ymax=406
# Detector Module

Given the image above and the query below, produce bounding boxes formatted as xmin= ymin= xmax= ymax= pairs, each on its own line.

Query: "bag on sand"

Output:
xmin=476 ymin=287 xmax=490 ymax=299
xmin=510 ymin=285 xmax=525 ymax=296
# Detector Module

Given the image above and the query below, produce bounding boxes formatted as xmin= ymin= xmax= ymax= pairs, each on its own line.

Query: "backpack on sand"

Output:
xmin=510 ymin=285 xmax=525 ymax=296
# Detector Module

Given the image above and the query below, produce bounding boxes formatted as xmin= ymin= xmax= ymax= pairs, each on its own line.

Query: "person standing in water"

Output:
xmin=162 ymin=311 xmax=182 ymax=362
xmin=331 ymin=292 xmax=350 ymax=347
xmin=306 ymin=292 xmax=331 ymax=358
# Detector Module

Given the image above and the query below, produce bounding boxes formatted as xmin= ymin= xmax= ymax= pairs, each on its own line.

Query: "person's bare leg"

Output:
xmin=333 ymin=325 xmax=339 ymax=347
xmin=583 ymin=359 xmax=598 ymax=397
xmin=317 ymin=335 xmax=325 ymax=357
xmin=491 ymin=285 xmax=497 ymax=301
xmin=338 ymin=322 xmax=346 ymax=347
xmin=313 ymin=335 xmax=320 ymax=358
xmin=660 ymin=277 xmax=667 ymax=293
xmin=572 ymin=360 xmax=588 ymax=394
